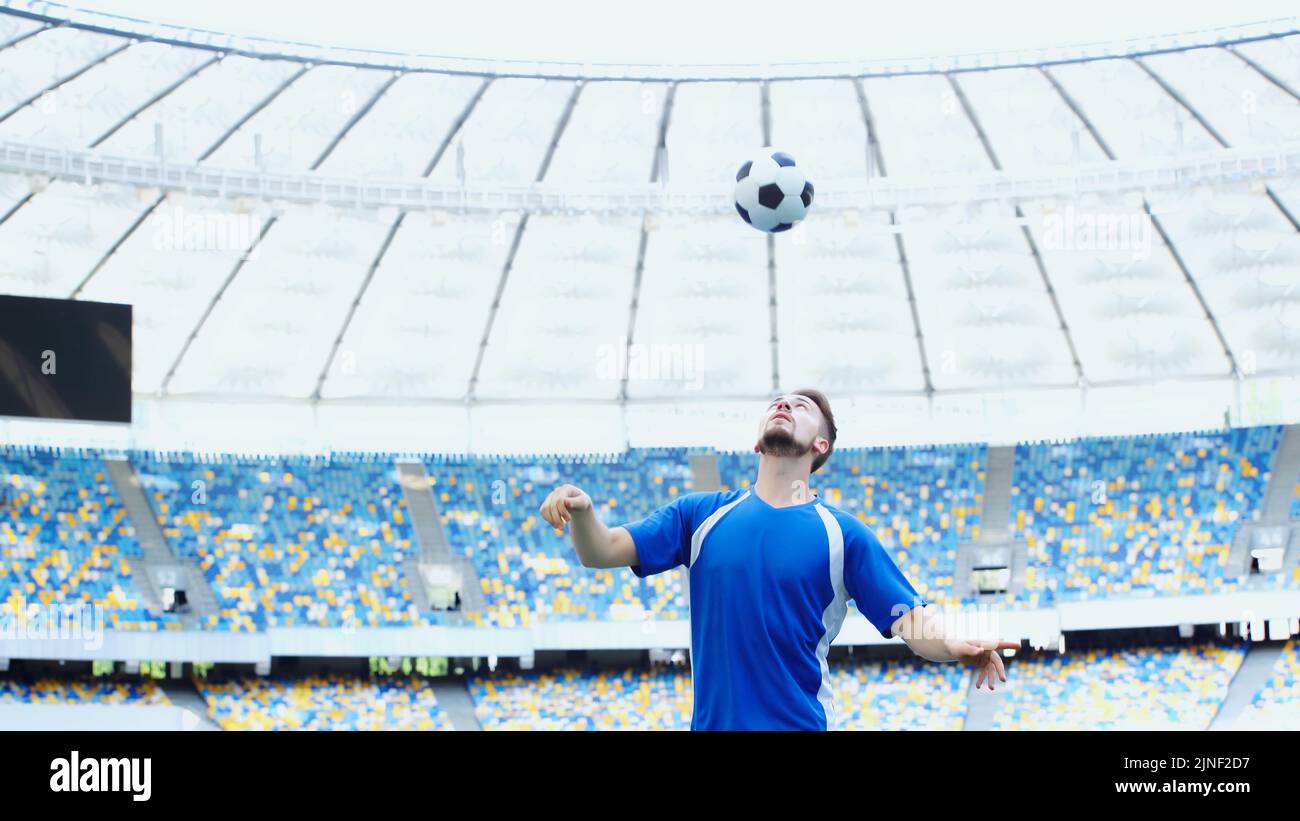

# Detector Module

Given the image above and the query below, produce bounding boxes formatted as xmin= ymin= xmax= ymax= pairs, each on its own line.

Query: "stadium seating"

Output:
xmin=3 ymin=429 xmax=1292 ymax=632
xmin=718 ymin=444 xmax=985 ymax=607
xmin=427 ymin=448 xmax=694 ymax=627
xmin=470 ymin=656 xmax=970 ymax=730
xmin=0 ymin=676 xmax=169 ymax=705
xmin=470 ymin=665 xmax=693 ymax=730
xmin=0 ymin=445 xmax=178 ymax=631
xmin=194 ymin=674 xmax=454 ymax=730
xmin=134 ymin=451 xmax=424 ymax=631
xmin=830 ymin=655 xmax=970 ymax=730
xmin=1235 ymin=639 xmax=1300 ymax=730
xmin=1007 ymin=427 xmax=1282 ymax=606
xmin=991 ymin=644 xmax=1245 ymax=730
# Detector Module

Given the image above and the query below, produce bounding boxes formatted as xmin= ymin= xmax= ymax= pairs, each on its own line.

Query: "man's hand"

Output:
xmin=538 ymin=484 xmax=592 ymax=530
xmin=946 ymin=638 xmax=1019 ymax=691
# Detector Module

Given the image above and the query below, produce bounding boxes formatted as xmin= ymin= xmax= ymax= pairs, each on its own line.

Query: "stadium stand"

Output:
xmin=0 ymin=677 xmax=170 ymax=705
xmin=427 ymin=448 xmax=694 ymax=627
xmin=718 ymin=444 xmax=985 ymax=607
xmin=3 ymin=431 xmax=1294 ymax=633
xmin=194 ymin=674 xmax=454 ymax=730
xmin=0 ymin=445 xmax=178 ymax=631
xmin=134 ymin=451 xmax=425 ymax=631
xmin=470 ymin=665 xmax=693 ymax=730
xmin=470 ymin=657 xmax=970 ymax=730
xmin=1236 ymin=639 xmax=1300 ymax=730
xmin=991 ymin=644 xmax=1245 ymax=730
xmin=1007 ymin=427 xmax=1282 ymax=606
xmin=830 ymin=655 xmax=970 ymax=730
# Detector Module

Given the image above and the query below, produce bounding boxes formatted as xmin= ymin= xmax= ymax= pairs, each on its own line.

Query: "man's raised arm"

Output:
xmin=538 ymin=484 xmax=638 ymax=569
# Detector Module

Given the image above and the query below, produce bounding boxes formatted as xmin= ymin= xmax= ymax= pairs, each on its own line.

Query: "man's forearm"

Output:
xmin=569 ymin=506 xmax=617 ymax=568
xmin=894 ymin=607 xmax=960 ymax=663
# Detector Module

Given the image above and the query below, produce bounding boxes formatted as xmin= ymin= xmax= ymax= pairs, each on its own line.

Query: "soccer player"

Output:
xmin=538 ymin=388 xmax=1017 ymax=730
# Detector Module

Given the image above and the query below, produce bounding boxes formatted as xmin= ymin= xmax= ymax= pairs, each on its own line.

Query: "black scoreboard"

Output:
xmin=0 ymin=294 xmax=132 ymax=423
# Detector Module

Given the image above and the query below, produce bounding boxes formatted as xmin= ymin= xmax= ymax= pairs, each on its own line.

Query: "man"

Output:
xmin=539 ymin=389 xmax=1016 ymax=730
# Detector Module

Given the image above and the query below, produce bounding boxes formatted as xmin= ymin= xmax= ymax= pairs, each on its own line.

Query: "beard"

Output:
xmin=755 ymin=425 xmax=814 ymax=459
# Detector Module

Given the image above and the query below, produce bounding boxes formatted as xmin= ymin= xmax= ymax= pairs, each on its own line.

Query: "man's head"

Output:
xmin=754 ymin=388 xmax=837 ymax=473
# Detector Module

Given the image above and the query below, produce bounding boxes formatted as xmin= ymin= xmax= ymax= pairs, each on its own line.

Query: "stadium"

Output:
xmin=0 ymin=0 xmax=1298 ymax=738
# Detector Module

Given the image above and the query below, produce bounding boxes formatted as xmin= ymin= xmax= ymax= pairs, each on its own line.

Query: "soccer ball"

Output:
xmin=733 ymin=150 xmax=814 ymax=233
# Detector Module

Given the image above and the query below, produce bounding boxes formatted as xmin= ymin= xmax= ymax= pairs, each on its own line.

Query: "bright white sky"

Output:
xmin=66 ymin=0 xmax=1300 ymax=65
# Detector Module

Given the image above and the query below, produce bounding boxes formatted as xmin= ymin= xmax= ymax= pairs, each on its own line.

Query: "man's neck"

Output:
xmin=753 ymin=455 xmax=814 ymax=508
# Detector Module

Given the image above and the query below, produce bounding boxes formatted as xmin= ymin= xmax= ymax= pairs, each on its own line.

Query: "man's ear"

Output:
xmin=814 ymin=436 xmax=830 ymax=456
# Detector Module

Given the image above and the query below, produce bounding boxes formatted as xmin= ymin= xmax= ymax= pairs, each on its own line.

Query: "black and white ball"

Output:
xmin=733 ymin=150 xmax=814 ymax=233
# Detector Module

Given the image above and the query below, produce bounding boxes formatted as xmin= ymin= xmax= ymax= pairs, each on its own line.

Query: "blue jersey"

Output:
xmin=621 ymin=489 xmax=925 ymax=731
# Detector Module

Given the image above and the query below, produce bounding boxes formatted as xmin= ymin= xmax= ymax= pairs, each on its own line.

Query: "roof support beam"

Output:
xmin=854 ymin=78 xmax=934 ymax=396
xmin=467 ymin=81 xmax=584 ymax=401
xmin=0 ymin=52 xmax=219 ymax=261
xmin=1223 ymin=44 xmax=1300 ymax=104
xmin=0 ymin=21 xmax=52 ymax=53
xmin=312 ymin=77 xmax=495 ymax=400
xmin=946 ymin=74 xmax=1086 ymax=384
xmin=161 ymin=69 xmax=400 ymax=393
xmin=619 ymin=82 xmax=677 ymax=404
xmin=1135 ymin=57 xmax=1298 ymax=233
xmin=0 ymin=39 xmax=131 ymax=125
xmin=760 ymin=81 xmax=780 ymax=394
xmin=70 ymin=65 xmax=312 ymax=300
xmin=90 ymin=54 xmax=221 ymax=148
xmin=1043 ymin=65 xmax=1238 ymax=377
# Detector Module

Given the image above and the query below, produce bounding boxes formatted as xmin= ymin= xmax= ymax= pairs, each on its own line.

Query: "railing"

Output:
xmin=2 ymin=138 xmax=1295 ymax=216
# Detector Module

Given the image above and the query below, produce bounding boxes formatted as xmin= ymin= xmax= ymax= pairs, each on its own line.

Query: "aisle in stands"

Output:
xmin=1235 ymin=639 xmax=1300 ymax=730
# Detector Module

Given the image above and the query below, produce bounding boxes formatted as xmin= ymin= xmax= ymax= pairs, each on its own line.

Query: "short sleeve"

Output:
xmin=841 ymin=517 xmax=926 ymax=638
xmin=618 ymin=495 xmax=698 ymax=578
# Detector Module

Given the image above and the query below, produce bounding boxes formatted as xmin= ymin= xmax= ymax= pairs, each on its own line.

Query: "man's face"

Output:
xmin=755 ymin=394 xmax=826 ymax=460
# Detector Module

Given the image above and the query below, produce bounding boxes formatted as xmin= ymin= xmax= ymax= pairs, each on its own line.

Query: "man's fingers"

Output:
xmin=993 ymin=651 xmax=1007 ymax=681
xmin=547 ymin=494 xmax=566 ymax=529
xmin=976 ymin=666 xmax=986 ymax=689
xmin=996 ymin=640 xmax=1020 ymax=651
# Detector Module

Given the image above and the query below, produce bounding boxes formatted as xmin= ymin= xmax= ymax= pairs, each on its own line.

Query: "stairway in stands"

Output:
xmin=396 ymin=460 xmax=485 ymax=618
xmin=1228 ymin=424 xmax=1300 ymax=577
xmin=434 ymin=679 xmax=483 ymax=731
xmin=955 ymin=445 xmax=1027 ymax=600
xmin=103 ymin=456 xmax=219 ymax=629
xmin=1209 ymin=642 xmax=1286 ymax=730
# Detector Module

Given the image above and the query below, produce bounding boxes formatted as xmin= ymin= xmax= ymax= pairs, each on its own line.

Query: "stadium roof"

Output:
xmin=0 ymin=4 xmax=1297 ymax=451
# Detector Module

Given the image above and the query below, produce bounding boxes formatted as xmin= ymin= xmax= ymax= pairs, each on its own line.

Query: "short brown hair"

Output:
xmin=792 ymin=388 xmax=836 ymax=473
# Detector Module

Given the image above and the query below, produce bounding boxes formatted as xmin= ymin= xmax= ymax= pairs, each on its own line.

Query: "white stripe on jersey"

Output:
xmin=813 ymin=503 xmax=849 ymax=730
xmin=688 ymin=490 xmax=749 ymax=568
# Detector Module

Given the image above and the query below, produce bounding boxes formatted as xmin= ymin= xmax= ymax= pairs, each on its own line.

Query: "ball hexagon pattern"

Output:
xmin=734 ymin=149 xmax=814 ymax=233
